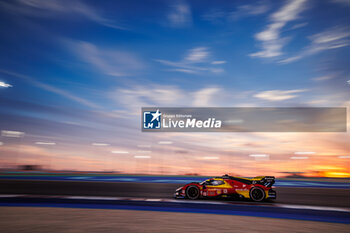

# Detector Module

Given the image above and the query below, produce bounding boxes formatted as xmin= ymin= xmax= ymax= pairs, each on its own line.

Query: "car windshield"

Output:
xmin=200 ymin=179 xmax=224 ymax=186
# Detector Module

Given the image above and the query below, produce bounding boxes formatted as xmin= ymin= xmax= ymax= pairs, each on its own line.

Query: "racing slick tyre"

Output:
xmin=249 ymin=187 xmax=265 ymax=202
xmin=186 ymin=185 xmax=200 ymax=200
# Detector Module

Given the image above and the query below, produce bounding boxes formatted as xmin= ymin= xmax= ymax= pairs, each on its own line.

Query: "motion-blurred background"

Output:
xmin=0 ymin=0 xmax=350 ymax=178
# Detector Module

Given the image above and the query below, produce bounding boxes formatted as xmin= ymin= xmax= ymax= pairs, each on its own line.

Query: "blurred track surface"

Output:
xmin=1 ymin=195 xmax=350 ymax=224
xmin=2 ymin=207 xmax=349 ymax=233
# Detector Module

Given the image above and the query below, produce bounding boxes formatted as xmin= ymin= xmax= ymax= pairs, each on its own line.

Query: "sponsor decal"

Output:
xmin=236 ymin=189 xmax=249 ymax=191
xmin=223 ymin=189 xmax=228 ymax=194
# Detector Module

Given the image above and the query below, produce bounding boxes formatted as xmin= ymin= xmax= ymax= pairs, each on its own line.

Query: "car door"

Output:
xmin=203 ymin=179 xmax=232 ymax=196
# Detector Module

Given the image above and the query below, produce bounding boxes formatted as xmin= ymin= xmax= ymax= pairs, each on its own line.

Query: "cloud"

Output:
xmin=0 ymin=69 xmax=99 ymax=108
xmin=167 ymin=2 xmax=192 ymax=27
xmin=185 ymin=47 xmax=209 ymax=63
xmin=0 ymin=81 xmax=12 ymax=88
xmin=332 ymin=0 xmax=350 ymax=6
xmin=280 ymin=26 xmax=350 ymax=63
xmin=250 ymin=0 xmax=308 ymax=58
xmin=229 ymin=1 xmax=270 ymax=20
xmin=254 ymin=89 xmax=307 ymax=101
xmin=211 ymin=61 xmax=227 ymax=65
xmin=305 ymin=94 xmax=348 ymax=106
xmin=67 ymin=41 xmax=145 ymax=77
xmin=312 ymin=74 xmax=337 ymax=82
xmin=203 ymin=1 xmax=269 ymax=23
xmin=166 ymin=68 xmax=198 ymax=74
xmin=112 ymin=85 xmax=257 ymax=115
xmin=290 ymin=22 xmax=308 ymax=30
xmin=155 ymin=47 xmax=225 ymax=74
xmin=111 ymin=85 xmax=225 ymax=115
xmin=309 ymin=27 xmax=350 ymax=47
xmin=0 ymin=0 xmax=125 ymax=30
xmin=192 ymin=88 xmax=221 ymax=106
xmin=278 ymin=55 xmax=302 ymax=63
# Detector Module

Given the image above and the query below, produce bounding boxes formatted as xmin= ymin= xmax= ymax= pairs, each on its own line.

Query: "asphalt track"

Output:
xmin=1 ymin=195 xmax=350 ymax=224
xmin=1 ymin=179 xmax=350 ymax=208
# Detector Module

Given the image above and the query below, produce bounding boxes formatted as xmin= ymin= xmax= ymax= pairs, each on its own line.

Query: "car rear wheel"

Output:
xmin=250 ymin=187 xmax=265 ymax=202
xmin=186 ymin=185 xmax=200 ymax=200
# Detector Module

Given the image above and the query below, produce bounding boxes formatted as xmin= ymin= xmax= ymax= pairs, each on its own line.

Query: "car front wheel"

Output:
xmin=186 ymin=185 xmax=200 ymax=200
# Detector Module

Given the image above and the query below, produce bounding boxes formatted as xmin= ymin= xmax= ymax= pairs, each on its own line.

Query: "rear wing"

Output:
xmin=220 ymin=174 xmax=275 ymax=187
xmin=253 ymin=176 xmax=275 ymax=187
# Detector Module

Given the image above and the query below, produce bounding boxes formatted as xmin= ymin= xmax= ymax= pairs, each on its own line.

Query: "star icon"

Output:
xmin=151 ymin=109 xmax=161 ymax=122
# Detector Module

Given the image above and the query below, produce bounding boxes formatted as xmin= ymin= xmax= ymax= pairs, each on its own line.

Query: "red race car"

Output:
xmin=174 ymin=174 xmax=276 ymax=202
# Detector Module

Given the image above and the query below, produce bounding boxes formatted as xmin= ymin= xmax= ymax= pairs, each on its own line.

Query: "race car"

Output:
xmin=174 ymin=174 xmax=276 ymax=202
